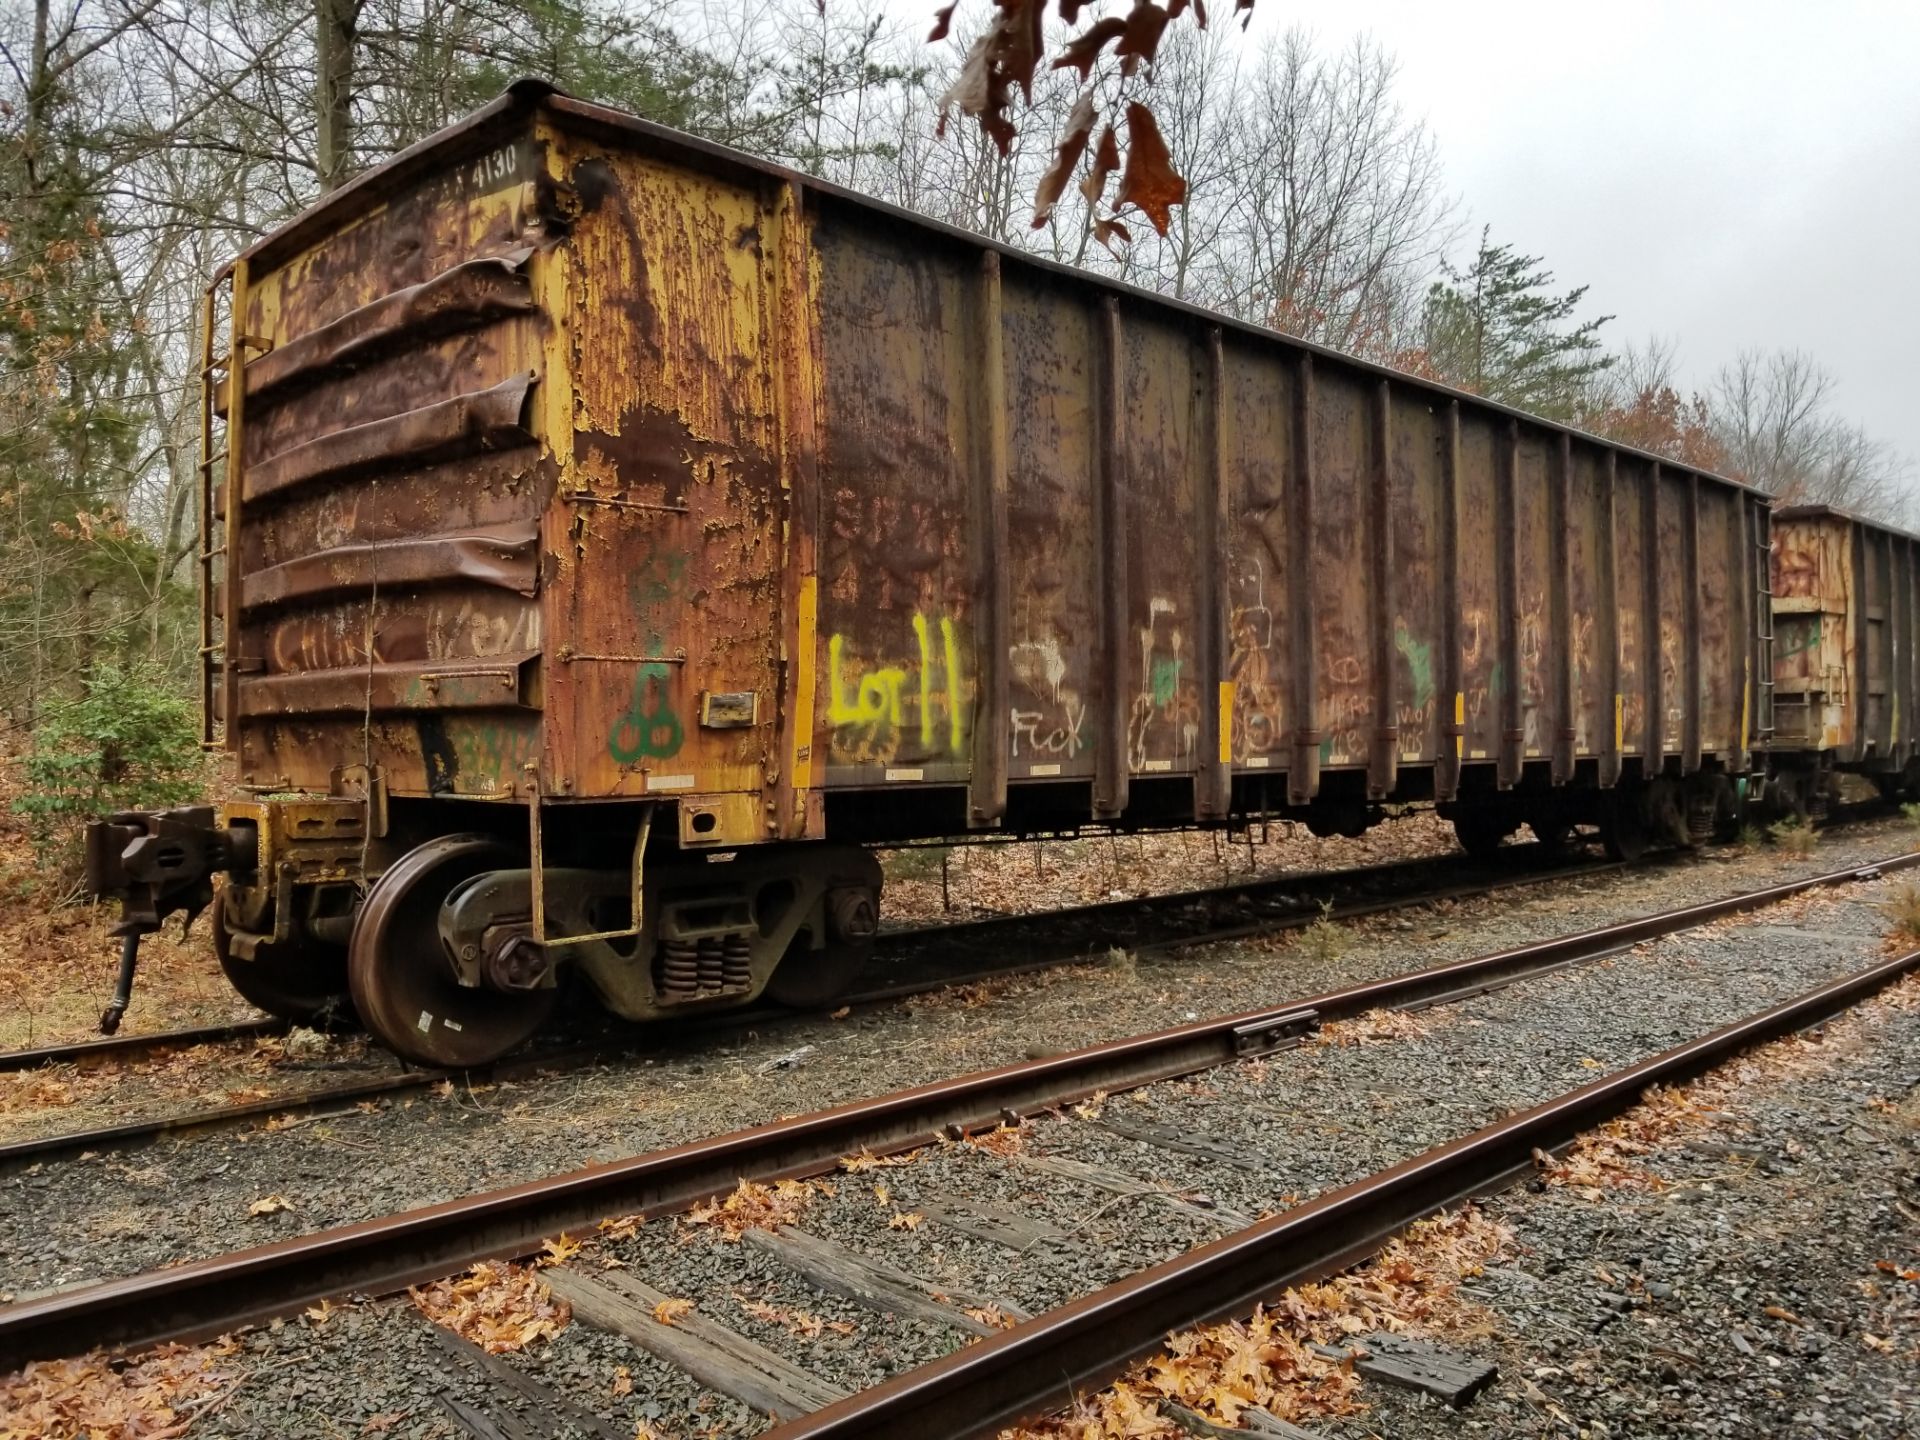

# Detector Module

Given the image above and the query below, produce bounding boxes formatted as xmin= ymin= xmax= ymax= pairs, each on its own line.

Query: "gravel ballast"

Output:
xmin=1322 ymin=980 xmax=1920 ymax=1439
xmin=4 ymin=821 xmax=1919 ymax=1305
xmin=25 ymin=837 xmax=1909 ymax=1438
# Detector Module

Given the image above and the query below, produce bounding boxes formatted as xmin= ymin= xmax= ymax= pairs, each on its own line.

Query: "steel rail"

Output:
xmin=0 ymin=847 xmax=1616 ymax=1169
xmin=0 ymin=1017 xmax=287 ymax=1074
xmin=762 ymin=944 xmax=1920 ymax=1440
xmin=0 ymin=851 xmax=1910 ymax=1366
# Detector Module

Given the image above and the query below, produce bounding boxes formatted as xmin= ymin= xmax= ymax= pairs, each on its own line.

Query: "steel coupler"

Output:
xmin=82 ymin=806 xmax=251 ymax=1032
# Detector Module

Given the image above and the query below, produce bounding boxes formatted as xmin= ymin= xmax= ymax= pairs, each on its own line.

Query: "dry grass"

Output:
xmin=1882 ymin=882 xmax=1920 ymax=949
xmin=1769 ymin=818 xmax=1819 ymax=857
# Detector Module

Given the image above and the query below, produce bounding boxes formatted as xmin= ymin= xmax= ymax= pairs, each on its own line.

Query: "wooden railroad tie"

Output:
xmin=544 ymin=1266 xmax=850 ymax=1420
xmin=1309 ymin=1332 xmax=1498 ymax=1407
xmin=743 ymin=1224 xmax=1028 ymax=1334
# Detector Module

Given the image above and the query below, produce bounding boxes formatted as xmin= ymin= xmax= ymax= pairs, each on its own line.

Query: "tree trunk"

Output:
xmin=315 ymin=0 xmax=361 ymax=191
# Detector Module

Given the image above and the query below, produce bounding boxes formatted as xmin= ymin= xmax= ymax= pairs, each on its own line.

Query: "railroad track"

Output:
xmin=0 ymin=840 xmax=1578 ymax=1077
xmin=0 ymin=840 xmax=1616 ymax=1168
xmin=0 ymin=1017 xmax=289 ymax=1075
xmin=3 ymin=851 xmax=1912 ymax=1397
xmin=9 ymin=794 xmax=1897 ymax=1082
xmin=763 ymin=954 xmax=1920 ymax=1440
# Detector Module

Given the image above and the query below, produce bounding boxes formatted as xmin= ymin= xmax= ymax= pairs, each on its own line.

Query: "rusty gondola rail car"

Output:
xmin=1768 ymin=502 xmax=1920 ymax=815
xmin=84 ymin=79 xmax=1774 ymax=1068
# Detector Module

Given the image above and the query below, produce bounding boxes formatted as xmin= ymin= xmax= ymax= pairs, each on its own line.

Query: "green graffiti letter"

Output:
xmin=609 ymin=662 xmax=684 ymax=762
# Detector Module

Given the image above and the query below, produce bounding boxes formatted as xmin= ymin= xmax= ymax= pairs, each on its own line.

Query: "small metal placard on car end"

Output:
xmin=700 ymin=691 xmax=759 ymax=728
xmin=1232 ymin=1008 xmax=1319 ymax=1056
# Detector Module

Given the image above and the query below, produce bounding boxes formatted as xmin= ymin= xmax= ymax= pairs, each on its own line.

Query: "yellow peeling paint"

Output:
xmin=1218 ymin=681 xmax=1236 ymax=765
xmin=793 ymin=575 xmax=818 ymax=791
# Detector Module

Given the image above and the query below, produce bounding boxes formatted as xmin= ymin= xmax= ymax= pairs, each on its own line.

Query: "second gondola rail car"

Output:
xmin=85 ymin=81 xmax=1776 ymax=1065
xmin=1768 ymin=503 xmax=1920 ymax=814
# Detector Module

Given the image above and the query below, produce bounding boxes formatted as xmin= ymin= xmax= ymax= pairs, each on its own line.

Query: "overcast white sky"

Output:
xmin=1253 ymin=0 xmax=1920 ymax=474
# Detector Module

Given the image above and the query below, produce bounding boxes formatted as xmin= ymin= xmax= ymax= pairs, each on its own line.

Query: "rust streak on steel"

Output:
xmin=1092 ymin=296 xmax=1128 ymax=820
xmin=1368 ymin=377 xmax=1396 ymax=799
xmin=3 ymin=852 xmax=1916 ymax=1366
xmin=1197 ymin=326 xmax=1231 ymax=821
xmin=1287 ymin=355 xmax=1319 ymax=804
xmin=966 ymin=248 xmax=1010 ymax=829
xmin=1684 ymin=472 xmax=1704 ymax=770
xmin=764 ymin=946 xmax=1920 ymax=1440
xmin=1496 ymin=419 xmax=1523 ymax=789
xmin=1436 ymin=400 xmax=1463 ymax=802
xmin=1645 ymin=461 xmax=1664 ymax=772
xmin=1600 ymin=451 xmax=1622 ymax=787
xmin=1551 ymin=433 xmax=1576 ymax=784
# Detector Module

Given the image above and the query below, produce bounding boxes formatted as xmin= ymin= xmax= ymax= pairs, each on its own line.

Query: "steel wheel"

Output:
xmin=764 ymin=884 xmax=878 ymax=1008
xmin=764 ymin=936 xmax=871 ymax=1008
xmin=1600 ymin=791 xmax=1651 ymax=863
xmin=214 ymin=901 xmax=350 ymax=1024
xmin=349 ymin=835 xmax=556 ymax=1068
xmin=1451 ymin=813 xmax=1512 ymax=861
xmin=1529 ymin=819 xmax=1575 ymax=853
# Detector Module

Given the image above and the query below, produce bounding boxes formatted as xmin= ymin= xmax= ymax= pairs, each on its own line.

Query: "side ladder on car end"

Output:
xmin=197 ymin=261 xmax=268 ymax=750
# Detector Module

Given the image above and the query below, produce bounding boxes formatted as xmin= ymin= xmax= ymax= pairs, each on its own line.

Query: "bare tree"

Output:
xmin=1713 ymin=349 xmax=1911 ymax=521
xmin=1214 ymin=30 xmax=1453 ymax=356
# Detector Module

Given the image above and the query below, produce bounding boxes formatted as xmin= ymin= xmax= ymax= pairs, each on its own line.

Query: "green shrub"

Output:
xmin=1293 ymin=901 xmax=1349 ymax=967
xmin=14 ymin=665 xmax=203 ymax=863
xmin=1902 ymin=801 xmax=1920 ymax=831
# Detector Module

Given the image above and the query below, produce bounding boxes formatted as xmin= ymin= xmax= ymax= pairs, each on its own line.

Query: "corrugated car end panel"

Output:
xmin=1861 ymin=524 xmax=1892 ymax=761
xmin=227 ymin=120 xmax=551 ymax=799
xmin=538 ymin=132 xmax=786 ymax=838
xmin=1771 ymin=512 xmax=1854 ymax=753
